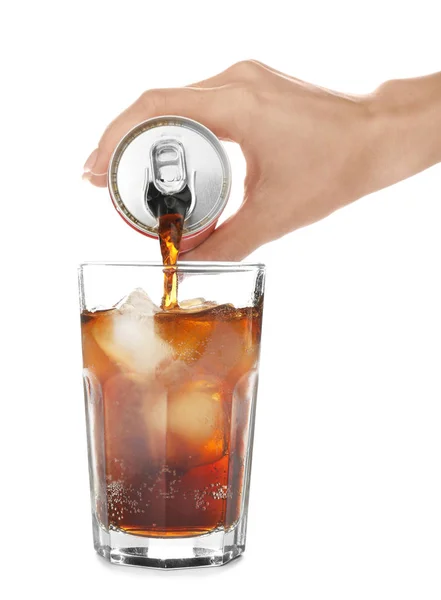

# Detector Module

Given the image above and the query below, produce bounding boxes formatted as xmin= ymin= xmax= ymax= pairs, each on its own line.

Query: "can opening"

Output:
xmin=145 ymin=182 xmax=192 ymax=222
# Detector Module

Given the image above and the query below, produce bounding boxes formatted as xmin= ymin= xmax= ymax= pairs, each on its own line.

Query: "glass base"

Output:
xmin=92 ymin=515 xmax=246 ymax=569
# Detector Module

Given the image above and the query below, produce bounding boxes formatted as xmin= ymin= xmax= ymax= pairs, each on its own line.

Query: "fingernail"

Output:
xmin=83 ymin=148 xmax=99 ymax=174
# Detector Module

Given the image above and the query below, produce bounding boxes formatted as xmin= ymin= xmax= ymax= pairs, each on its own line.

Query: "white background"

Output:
xmin=1 ymin=1 xmax=441 ymax=598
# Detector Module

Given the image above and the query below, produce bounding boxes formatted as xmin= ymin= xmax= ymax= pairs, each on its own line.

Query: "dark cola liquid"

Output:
xmin=82 ymin=301 xmax=262 ymax=537
xmin=158 ymin=212 xmax=184 ymax=310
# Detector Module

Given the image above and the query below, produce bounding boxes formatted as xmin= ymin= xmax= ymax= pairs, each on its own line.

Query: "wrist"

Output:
xmin=364 ymin=74 xmax=441 ymax=193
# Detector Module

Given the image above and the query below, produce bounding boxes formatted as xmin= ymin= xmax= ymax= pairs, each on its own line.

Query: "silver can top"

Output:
xmin=108 ymin=116 xmax=231 ymax=237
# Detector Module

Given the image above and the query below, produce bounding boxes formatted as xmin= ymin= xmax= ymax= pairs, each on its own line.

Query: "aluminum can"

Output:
xmin=108 ymin=116 xmax=232 ymax=253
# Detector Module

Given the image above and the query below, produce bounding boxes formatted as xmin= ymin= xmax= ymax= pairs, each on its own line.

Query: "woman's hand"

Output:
xmin=83 ymin=61 xmax=441 ymax=260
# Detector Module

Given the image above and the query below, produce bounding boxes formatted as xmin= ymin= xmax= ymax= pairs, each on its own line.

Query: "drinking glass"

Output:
xmin=79 ymin=262 xmax=265 ymax=569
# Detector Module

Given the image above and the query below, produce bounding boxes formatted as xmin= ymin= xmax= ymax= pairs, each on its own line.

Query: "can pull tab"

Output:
xmin=144 ymin=138 xmax=194 ymax=221
xmin=150 ymin=139 xmax=187 ymax=195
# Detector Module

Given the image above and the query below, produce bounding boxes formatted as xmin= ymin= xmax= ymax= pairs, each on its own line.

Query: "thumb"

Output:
xmin=183 ymin=203 xmax=260 ymax=262
xmin=83 ymin=86 xmax=242 ymax=187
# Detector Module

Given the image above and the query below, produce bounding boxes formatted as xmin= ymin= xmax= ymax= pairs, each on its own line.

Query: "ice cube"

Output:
xmin=179 ymin=297 xmax=217 ymax=313
xmin=157 ymin=359 xmax=193 ymax=390
xmin=164 ymin=378 xmax=227 ymax=469
xmin=104 ymin=373 xmax=227 ymax=472
xmin=179 ymin=297 xmax=207 ymax=309
xmin=195 ymin=322 xmax=254 ymax=381
xmin=91 ymin=289 xmax=172 ymax=376
xmin=116 ymin=288 xmax=160 ymax=314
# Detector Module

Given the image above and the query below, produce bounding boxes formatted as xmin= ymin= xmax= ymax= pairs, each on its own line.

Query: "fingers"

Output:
xmin=83 ymin=86 xmax=244 ymax=187
xmin=183 ymin=203 xmax=260 ymax=262
xmin=83 ymin=60 xmax=269 ymax=186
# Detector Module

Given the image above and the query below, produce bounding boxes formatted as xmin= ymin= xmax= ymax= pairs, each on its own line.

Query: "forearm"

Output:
xmin=366 ymin=72 xmax=441 ymax=194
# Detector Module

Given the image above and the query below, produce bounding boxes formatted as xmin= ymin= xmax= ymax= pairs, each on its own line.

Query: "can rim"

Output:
xmin=108 ymin=115 xmax=232 ymax=238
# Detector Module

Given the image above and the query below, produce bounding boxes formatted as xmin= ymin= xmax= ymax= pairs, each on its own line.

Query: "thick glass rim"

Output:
xmin=79 ymin=261 xmax=265 ymax=273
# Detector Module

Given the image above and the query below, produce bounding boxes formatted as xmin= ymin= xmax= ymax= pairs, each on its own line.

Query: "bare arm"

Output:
xmin=366 ymin=72 xmax=441 ymax=192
